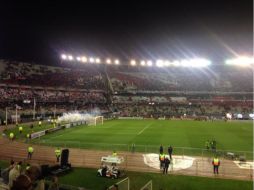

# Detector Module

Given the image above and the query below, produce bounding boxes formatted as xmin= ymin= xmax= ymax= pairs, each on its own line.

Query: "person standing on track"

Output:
xmin=27 ymin=146 xmax=34 ymax=159
xmin=18 ymin=126 xmax=23 ymax=134
xmin=55 ymin=147 xmax=61 ymax=162
xmin=168 ymin=145 xmax=173 ymax=160
xmin=212 ymin=155 xmax=220 ymax=174
xmin=9 ymin=132 xmax=14 ymax=141
xmin=163 ymin=156 xmax=170 ymax=174
xmin=159 ymin=144 xmax=163 ymax=154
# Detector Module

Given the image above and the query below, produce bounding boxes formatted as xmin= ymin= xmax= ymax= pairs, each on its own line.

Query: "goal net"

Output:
xmin=107 ymin=177 xmax=129 ymax=190
xmin=140 ymin=180 xmax=152 ymax=190
xmin=87 ymin=116 xmax=104 ymax=126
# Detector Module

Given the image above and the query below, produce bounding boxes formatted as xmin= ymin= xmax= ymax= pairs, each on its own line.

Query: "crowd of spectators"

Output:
xmin=0 ymin=60 xmax=106 ymax=90
xmin=107 ymin=65 xmax=253 ymax=92
xmin=0 ymin=160 xmax=59 ymax=190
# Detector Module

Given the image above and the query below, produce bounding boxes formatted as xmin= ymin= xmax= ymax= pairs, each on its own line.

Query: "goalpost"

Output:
xmin=87 ymin=116 xmax=104 ymax=126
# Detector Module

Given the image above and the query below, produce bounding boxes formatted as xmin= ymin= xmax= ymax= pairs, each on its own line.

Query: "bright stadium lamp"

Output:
xmin=76 ymin=57 xmax=81 ymax=61
xmin=147 ymin=60 xmax=153 ymax=66
xmin=106 ymin=59 xmax=112 ymax=64
xmin=190 ymin=58 xmax=211 ymax=67
xmin=130 ymin=60 xmax=136 ymax=66
xmin=225 ymin=56 xmax=254 ymax=66
xmin=89 ymin=57 xmax=95 ymax=63
xmin=156 ymin=60 xmax=164 ymax=67
xmin=140 ymin=60 xmax=146 ymax=66
xmin=95 ymin=58 xmax=101 ymax=63
xmin=114 ymin=59 xmax=120 ymax=65
xmin=81 ymin=56 xmax=87 ymax=62
xmin=172 ymin=60 xmax=180 ymax=67
xmin=61 ymin=54 xmax=67 ymax=60
xmin=164 ymin=60 xmax=171 ymax=67
xmin=68 ymin=55 xmax=73 ymax=61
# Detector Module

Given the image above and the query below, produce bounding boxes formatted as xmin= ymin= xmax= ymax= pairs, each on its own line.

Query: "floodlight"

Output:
xmin=114 ymin=59 xmax=120 ymax=65
xmin=95 ymin=58 xmax=101 ymax=63
xmin=140 ymin=60 xmax=146 ymax=66
xmin=76 ymin=57 xmax=81 ymax=61
xmin=172 ymin=60 xmax=180 ymax=66
xmin=81 ymin=56 xmax=87 ymax=62
xmin=106 ymin=59 xmax=112 ymax=64
xmin=61 ymin=54 xmax=67 ymax=60
xmin=89 ymin=57 xmax=95 ymax=63
xmin=68 ymin=55 xmax=73 ymax=60
xmin=164 ymin=60 xmax=171 ymax=67
xmin=190 ymin=58 xmax=211 ymax=67
xmin=147 ymin=60 xmax=153 ymax=66
xmin=130 ymin=60 xmax=136 ymax=66
xmin=156 ymin=60 xmax=164 ymax=67
xmin=225 ymin=56 xmax=254 ymax=66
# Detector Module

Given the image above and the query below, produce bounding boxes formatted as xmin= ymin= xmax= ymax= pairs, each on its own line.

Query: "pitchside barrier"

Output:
xmin=30 ymin=120 xmax=87 ymax=139
xmin=140 ymin=180 xmax=152 ymax=190
xmin=36 ymin=140 xmax=254 ymax=161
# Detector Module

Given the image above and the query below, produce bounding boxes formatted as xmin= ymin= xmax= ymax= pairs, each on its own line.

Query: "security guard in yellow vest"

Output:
xmin=9 ymin=132 xmax=14 ymax=141
xmin=39 ymin=121 xmax=42 ymax=127
xmin=18 ymin=126 xmax=23 ymax=134
xmin=26 ymin=133 xmax=30 ymax=142
xmin=27 ymin=146 xmax=34 ymax=159
xmin=212 ymin=156 xmax=220 ymax=174
xmin=55 ymin=148 xmax=61 ymax=162
xmin=159 ymin=153 xmax=165 ymax=170
xmin=112 ymin=150 xmax=117 ymax=157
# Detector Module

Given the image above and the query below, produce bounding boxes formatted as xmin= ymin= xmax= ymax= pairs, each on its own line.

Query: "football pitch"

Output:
xmin=34 ymin=119 xmax=253 ymax=158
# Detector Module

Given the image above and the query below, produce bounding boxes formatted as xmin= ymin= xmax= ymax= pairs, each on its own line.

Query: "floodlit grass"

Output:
xmin=59 ymin=167 xmax=253 ymax=190
xmin=4 ymin=122 xmax=55 ymax=140
xmin=5 ymin=120 xmax=253 ymax=158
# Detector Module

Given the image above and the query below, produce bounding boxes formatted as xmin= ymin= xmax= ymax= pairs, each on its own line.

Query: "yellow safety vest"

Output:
xmin=159 ymin=154 xmax=165 ymax=161
xmin=39 ymin=121 xmax=42 ymax=125
xmin=112 ymin=152 xmax=117 ymax=157
xmin=27 ymin=134 xmax=30 ymax=138
xmin=28 ymin=147 xmax=34 ymax=153
xmin=213 ymin=158 xmax=219 ymax=166
xmin=55 ymin=149 xmax=61 ymax=156
xmin=10 ymin=133 xmax=14 ymax=138
xmin=19 ymin=127 xmax=23 ymax=131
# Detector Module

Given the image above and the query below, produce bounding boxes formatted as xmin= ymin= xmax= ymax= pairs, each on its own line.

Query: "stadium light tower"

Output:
xmin=147 ymin=60 xmax=153 ymax=66
xmin=130 ymin=60 xmax=136 ymax=66
xmin=106 ymin=59 xmax=112 ymax=64
xmin=225 ymin=56 xmax=254 ymax=66
xmin=81 ymin=56 xmax=87 ymax=63
xmin=95 ymin=58 xmax=101 ymax=63
xmin=68 ymin=55 xmax=73 ymax=61
xmin=156 ymin=60 xmax=164 ymax=67
xmin=114 ymin=59 xmax=120 ymax=65
xmin=89 ymin=57 xmax=95 ymax=63
xmin=61 ymin=54 xmax=67 ymax=60
xmin=140 ymin=60 xmax=146 ymax=66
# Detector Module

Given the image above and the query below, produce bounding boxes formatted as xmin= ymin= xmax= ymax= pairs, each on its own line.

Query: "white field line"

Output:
xmin=137 ymin=123 xmax=152 ymax=135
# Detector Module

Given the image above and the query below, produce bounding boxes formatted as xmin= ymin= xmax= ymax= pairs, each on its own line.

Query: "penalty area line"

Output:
xmin=137 ymin=124 xmax=152 ymax=135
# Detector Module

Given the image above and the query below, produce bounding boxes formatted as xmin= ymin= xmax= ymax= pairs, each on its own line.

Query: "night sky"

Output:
xmin=0 ymin=0 xmax=253 ymax=65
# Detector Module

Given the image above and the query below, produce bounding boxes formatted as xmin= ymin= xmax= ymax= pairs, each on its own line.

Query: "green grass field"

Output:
xmin=33 ymin=119 xmax=253 ymax=157
xmin=5 ymin=119 xmax=253 ymax=158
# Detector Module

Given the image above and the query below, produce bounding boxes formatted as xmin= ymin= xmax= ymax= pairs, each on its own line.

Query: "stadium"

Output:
xmin=0 ymin=1 xmax=253 ymax=190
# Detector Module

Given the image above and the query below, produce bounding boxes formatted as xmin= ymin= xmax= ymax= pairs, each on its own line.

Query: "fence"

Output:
xmin=107 ymin=177 xmax=130 ymax=190
xmin=35 ymin=140 xmax=253 ymax=160
xmin=140 ymin=180 xmax=152 ymax=190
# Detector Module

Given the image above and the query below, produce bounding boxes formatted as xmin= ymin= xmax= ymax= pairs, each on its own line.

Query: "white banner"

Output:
xmin=31 ymin=131 xmax=46 ymax=139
